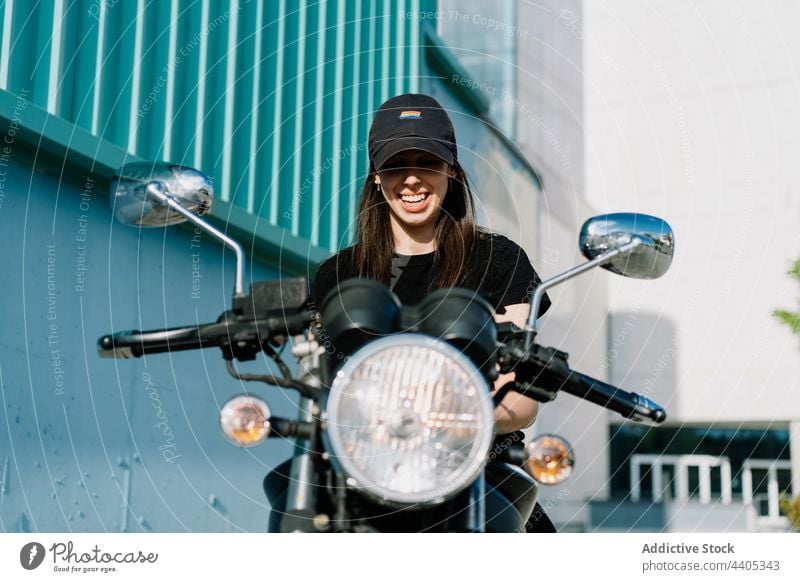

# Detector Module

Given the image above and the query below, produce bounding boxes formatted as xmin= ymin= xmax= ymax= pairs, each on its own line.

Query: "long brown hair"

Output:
xmin=352 ymin=161 xmax=481 ymax=290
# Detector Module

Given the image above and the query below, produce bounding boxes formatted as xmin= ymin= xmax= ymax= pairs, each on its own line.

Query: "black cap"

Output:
xmin=368 ymin=94 xmax=458 ymax=170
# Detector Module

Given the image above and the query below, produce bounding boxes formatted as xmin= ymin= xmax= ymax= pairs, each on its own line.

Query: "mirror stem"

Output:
xmin=524 ymin=237 xmax=643 ymax=349
xmin=146 ymin=182 xmax=246 ymax=297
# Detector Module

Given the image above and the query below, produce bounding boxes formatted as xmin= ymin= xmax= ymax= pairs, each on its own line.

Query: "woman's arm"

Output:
xmin=491 ymin=303 xmax=539 ymax=434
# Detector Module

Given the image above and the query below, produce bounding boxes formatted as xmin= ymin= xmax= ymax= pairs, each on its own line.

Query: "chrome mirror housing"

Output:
xmin=579 ymin=213 xmax=674 ymax=279
xmin=525 ymin=212 xmax=675 ymax=342
xmin=111 ymin=162 xmax=213 ymax=227
xmin=110 ymin=161 xmax=245 ymax=297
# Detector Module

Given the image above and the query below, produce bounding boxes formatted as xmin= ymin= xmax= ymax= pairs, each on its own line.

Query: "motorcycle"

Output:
xmin=98 ymin=162 xmax=673 ymax=532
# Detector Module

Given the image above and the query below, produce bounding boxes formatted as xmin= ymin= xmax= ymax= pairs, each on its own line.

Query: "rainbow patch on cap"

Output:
xmin=399 ymin=110 xmax=421 ymax=119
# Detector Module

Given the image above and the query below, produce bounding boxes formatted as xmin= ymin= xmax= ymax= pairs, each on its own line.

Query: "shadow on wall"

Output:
xmin=607 ymin=312 xmax=680 ymax=416
xmin=0 ymin=159 xmax=294 ymax=532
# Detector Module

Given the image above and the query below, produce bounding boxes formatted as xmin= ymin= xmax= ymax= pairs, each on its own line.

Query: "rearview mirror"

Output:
xmin=110 ymin=162 xmax=245 ymax=297
xmin=111 ymin=162 xmax=213 ymax=227
xmin=525 ymin=212 xmax=675 ymax=339
xmin=579 ymin=213 xmax=674 ymax=279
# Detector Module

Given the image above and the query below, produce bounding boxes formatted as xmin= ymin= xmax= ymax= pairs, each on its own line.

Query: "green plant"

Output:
xmin=779 ymin=495 xmax=800 ymax=531
xmin=772 ymin=258 xmax=800 ymax=336
xmin=773 ymin=260 xmax=800 ymax=532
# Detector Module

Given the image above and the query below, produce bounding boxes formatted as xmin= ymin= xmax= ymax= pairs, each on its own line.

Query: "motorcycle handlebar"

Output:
xmin=504 ymin=340 xmax=667 ymax=426
xmin=98 ymin=324 xmax=226 ymax=358
xmin=100 ymin=316 xmax=666 ymax=425
xmin=98 ymin=312 xmax=313 ymax=359
xmin=563 ymin=371 xmax=667 ymax=426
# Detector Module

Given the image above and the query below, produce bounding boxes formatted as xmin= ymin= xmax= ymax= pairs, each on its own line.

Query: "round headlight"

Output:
xmin=220 ymin=395 xmax=272 ymax=447
xmin=325 ymin=334 xmax=494 ymax=505
xmin=524 ymin=434 xmax=574 ymax=485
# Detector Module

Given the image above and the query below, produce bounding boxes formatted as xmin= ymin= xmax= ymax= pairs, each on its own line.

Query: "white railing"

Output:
xmin=630 ymin=454 xmax=732 ymax=504
xmin=741 ymin=459 xmax=794 ymax=523
xmin=630 ymin=455 xmax=795 ymax=527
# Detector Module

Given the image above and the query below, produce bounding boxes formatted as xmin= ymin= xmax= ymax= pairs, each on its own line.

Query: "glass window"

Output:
xmin=609 ymin=424 xmax=791 ymax=499
xmin=437 ymin=0 xmax=517 ymax=137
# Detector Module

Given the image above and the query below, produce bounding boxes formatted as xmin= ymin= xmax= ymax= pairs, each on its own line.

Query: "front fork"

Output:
xmin=466 ymin=472 xmax=486 ymax=532
xmin=279 ymin=337 xmax=324 ymax=532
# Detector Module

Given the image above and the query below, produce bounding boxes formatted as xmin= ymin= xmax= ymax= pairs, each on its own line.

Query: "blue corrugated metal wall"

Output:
xmin=0 ymin=155 xmax=297 ymax=532
xmin=0 ymin=0 xmax=550 ymax=534
xmin=0 ymin=0 xmax=446 ymax=532
xmin=0 ymin=0 xmax=435 ymax=251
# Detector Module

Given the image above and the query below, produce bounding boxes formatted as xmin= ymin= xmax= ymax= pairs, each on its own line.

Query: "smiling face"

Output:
xmin=374 ymin=149 xmax=455 ymax=239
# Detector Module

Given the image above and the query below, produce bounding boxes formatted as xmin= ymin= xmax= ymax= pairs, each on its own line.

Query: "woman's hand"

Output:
xmin=491 ymin=303 xmax=538 ymax=434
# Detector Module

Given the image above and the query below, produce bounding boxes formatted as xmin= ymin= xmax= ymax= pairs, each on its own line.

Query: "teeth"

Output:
xmin=401 ymin=193 xmax=427 ymax=203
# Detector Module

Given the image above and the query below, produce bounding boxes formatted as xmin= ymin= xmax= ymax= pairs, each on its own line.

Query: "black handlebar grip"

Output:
xmin=97 ymin=312 xmax=315 ymax=359
xmin=97 ymin=327 xmax=209 ymax=358
xmin=564 ymin=371 xmax=667 ymax=425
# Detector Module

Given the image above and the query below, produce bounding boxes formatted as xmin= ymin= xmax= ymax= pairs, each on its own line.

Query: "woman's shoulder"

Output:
xmin=311 ymin=246 xmax=358 ymax=307
xmin=476 ymin=229 xmax=519 ymax=246
xmin=315 ymin=246 xmax=358 ymax=276
xmin=470 ymin=230 xmax=552 ymax=315
xmin=475 ymin=231 xmax=528 ymax=263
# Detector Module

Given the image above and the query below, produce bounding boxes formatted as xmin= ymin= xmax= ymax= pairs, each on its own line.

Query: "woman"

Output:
xmin=311 ymin=93 xmax=557 ymax=531
xmin=312 ymin=93 xmax=552 ymax=435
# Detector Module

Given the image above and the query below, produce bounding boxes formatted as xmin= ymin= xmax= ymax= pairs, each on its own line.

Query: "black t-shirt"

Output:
xmin=311 ymin=232 xmax=552 ymax=316
xmin=310 ymin=233 xmax=551 ymax=444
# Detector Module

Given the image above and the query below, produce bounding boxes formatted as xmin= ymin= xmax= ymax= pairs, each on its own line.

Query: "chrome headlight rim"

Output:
xmin=324 ymin=333 xmax=495 ymax=507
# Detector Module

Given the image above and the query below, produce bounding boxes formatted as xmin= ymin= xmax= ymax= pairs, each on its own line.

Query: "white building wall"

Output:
xmin=583 ymin=0 xmax=800 ymax=427
xmin=515 ymin=0 xmax=612 ymax=526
